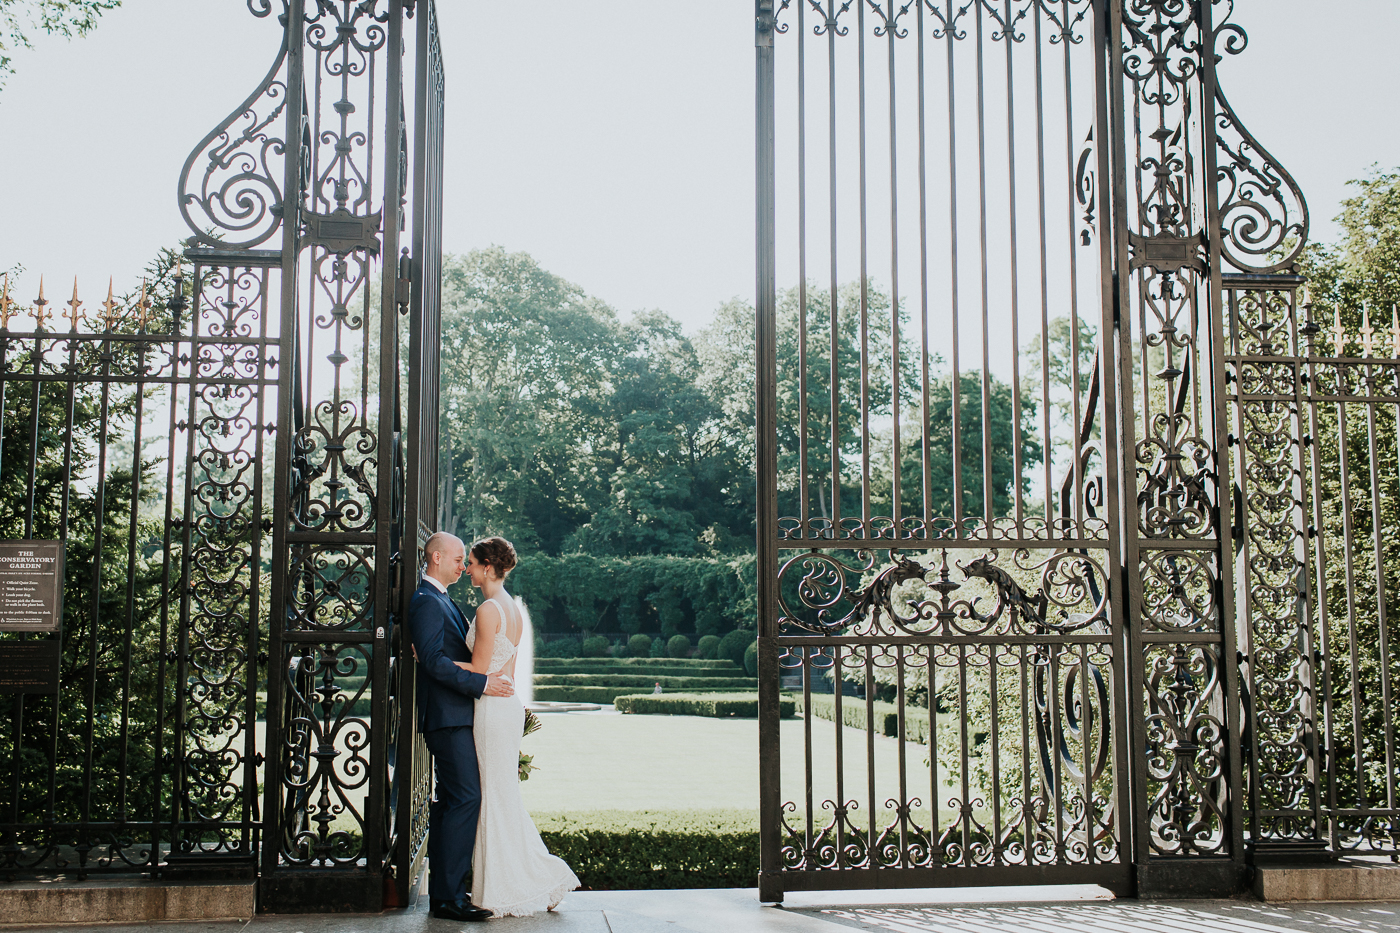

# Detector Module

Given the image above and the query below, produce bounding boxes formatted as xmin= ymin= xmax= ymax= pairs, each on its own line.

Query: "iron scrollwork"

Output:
xmin=178 ymin=46 xmax=291 ymax=250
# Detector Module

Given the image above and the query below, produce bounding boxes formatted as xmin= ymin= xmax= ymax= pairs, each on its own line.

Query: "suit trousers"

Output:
xmin=424 ymin=725 xmax=481 ymax=902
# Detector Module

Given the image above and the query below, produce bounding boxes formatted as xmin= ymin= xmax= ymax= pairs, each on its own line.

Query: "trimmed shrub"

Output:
xmin=799 ymin=693 xmax=932 ymax=745
xmin=539 ymin=636 xmax=582 ymax=659
xmin=533 ymin=674 xmax=753 ymax=690
xmin=718 ymin=628 xmax=753 ymax=668
xmin=610 ymin=641 xmax=628 ymax=659
xmin=534 ymin=658 xmax=740 ymax=672
xmin=650 ymin=635 xmax=667 ymax=658
xmin=627 ymin=633 xmax=652 ymax=658
xmin=667 ymin=634 xmax=691 ymax=659
xmin=743 ymin=641 xmax=758 ymax=676
xmin=535 ymin=810 xmax=758 ymax=889
xmin=614 ymin=692 xmax=795 ymax=718
xmin=695 ymin=634 xmax=722 ymax=660
xmin=581 ymin=634 xmax=611 ymax=658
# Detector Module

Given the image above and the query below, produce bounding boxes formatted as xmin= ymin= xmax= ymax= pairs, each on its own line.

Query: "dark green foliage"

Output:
xmin=695 ymin=634 xmax=721 ymax=660
xmin=533 ymin=657 xmax=739 ymax=672
xmin=533 ymin=674 xmax=753 ymax=690
xmin=649 ymin=635 xmax=666 ymax=658
xmin=506 ymin=553 xmax=757 ymax=641
xmin=1 ymin=0 xmax=122 ymax=89
xmin=537 ymin=636 xmax=582 ymax=658
xmin=0 ymin=262 xmax=187 ymax=828
xmin=743 ymin=642 xmax=758 ymax=676
xmin=1296 ymin=168 xmax=1400 ymax=814
xmin=718 ymin=628 xmax=753 ymax=668
xmin=666 ymin=634 xmax=690 ymax=659
xmin=438 ymin=249 xmax=753 ymax=559
xmin=581 ymin=635 xmax=611 ymax=658
xmin=613 ymin=693 xmax=795 ymax=718
xmin=626 ymin=633 xmax=652 ymax=657
xmin=535 ymin=810 xmax=758 ymax=889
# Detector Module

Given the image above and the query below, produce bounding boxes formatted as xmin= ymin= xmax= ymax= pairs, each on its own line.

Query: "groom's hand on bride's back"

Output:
xmin=484 ymin=671 xmax=514 ymax=697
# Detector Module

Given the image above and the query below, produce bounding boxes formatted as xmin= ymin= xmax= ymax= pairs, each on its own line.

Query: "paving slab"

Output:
xmin=9 ymin=888 xmax=1400 ymax=933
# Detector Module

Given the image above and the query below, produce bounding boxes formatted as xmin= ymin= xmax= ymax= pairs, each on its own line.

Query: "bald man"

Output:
xmin=409 ymin=531 xmax=513 ymax=922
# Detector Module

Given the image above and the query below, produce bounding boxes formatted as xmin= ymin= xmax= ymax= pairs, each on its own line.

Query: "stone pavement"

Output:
xmin=10 ymin=887 xmax=1400 ymax=933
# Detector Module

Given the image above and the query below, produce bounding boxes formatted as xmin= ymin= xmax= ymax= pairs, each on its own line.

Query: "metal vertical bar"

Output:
xmin=244 ymin=268 xmax=269 ymax=857
xmin=946 ymin=6 xmax=963 ymax=532
xmin=1337 ymin=402 xmax=1366 ymax=806
xmin=975 ymin=0 xmax=993 ymax=530
xmin=827 ymin=0 xmax=841 ymax=533
xmin=857 ymin=0 xmax=870 ymax=531
xmin=755 ymin=0 xmax=782 ymax=903
xmin=116 ymin=295 xmax=148 ymax=828
xmin=1200 ymin=0 xmax=1247 ymax=863
xmin=916 ymin=0 xmax=932 ymax=535
xmin=1062 ymin=0 xmax=1084 ymax=535
xmin=1101 ymin=0 xmax=1146 ymax=873
xmin=153 ymin=286 xmax=184 ymax=869
xmin=797 ymin=0 xmax=809 ymax=532
xmin=1004 ymin=0 xmax=1023 ymax=535
xmin=366 ymin=0 xmax=407 ymax=883
xmin=1034 ymin=4 xmax=1053 ymax=530
xmin=262 ymin=0 xmax=307 ymax=879
xmin=886 ymin=9 xmax=901 ymax=531
xmin=79 ymin=338 xmax=113 ymax=874
xmin=1364 ymin=367 xmax=1396 ymax=811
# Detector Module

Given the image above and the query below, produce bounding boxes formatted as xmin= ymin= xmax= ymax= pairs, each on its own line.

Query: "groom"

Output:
xmin=409 ymin=531 xmax=514 ymax=922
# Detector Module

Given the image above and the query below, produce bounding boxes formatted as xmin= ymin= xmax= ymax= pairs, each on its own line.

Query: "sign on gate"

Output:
xmin=0 ymin=541 xmax=63 ymax=633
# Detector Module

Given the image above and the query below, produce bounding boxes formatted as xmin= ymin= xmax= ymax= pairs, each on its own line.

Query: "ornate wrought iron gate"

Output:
xmin=754 ymin=0 xmax=1326 ymax=899
xmin=0 ymin=0 xmax=444 ymax=911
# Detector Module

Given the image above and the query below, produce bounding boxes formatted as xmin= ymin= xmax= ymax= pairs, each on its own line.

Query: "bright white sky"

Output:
xmin=0 ymin=0 xmax=1396 ymax=334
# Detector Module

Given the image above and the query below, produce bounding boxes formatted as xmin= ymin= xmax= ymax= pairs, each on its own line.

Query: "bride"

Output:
xmin=454 ymin=536 xmax=580 ymax=917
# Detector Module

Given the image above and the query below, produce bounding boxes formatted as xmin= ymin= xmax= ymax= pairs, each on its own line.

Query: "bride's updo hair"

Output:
xmin=470 ymin=536 xmax=517 ymax=578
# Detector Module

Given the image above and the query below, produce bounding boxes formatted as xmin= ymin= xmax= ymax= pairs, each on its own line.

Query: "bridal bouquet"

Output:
xmin=518 ymin=709 xmax=542 ymax=781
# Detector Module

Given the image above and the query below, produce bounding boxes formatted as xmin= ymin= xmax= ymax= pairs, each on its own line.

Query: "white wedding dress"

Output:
xmin=466 ymin=595 xmax=580 ymax=917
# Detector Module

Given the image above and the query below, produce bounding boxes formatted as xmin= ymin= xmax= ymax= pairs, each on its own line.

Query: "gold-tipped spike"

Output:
xmin=1330 ymin=307 xmax=1346 ymax=358
xmin=1361 ymin=303 xmax=1377 ymax=358
xmin=136 ymin=278 xmax=149 ymax=330
xmin=100 ymin=278 xmax=119 ymax=331
xmin=33 ymin=275 xmax=51 ymax=330
xmin=66 ymin=277 xmax=83 ymax=331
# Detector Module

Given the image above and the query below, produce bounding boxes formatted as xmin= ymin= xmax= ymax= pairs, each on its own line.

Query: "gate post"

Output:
xmin=1105 ymin=0 xmax=1248 ymax=895
xmin=753 ymin=0 xmax=783 ymax=906
xmin=177 ymin=0 xmax=440 ymax=910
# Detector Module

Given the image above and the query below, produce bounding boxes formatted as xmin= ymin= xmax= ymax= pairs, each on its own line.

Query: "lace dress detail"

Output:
xmin=465 ymin=595 xmax=580 ymax=917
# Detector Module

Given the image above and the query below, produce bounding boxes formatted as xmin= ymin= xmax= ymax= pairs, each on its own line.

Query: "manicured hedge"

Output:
xmin=799 ymin=693 xmax=932 ymax=745
xmin=613 ymin=692 xmax=795 ymax=718
xmin=535 ymin=810 xmax=758 ymax=889
xmin=534 ymin=658 xmax=741 ymax=672
xmin=533 ymin=686 xmax=653 ymax=704
xmin=533 ymin=674 xmax=754 ymax=690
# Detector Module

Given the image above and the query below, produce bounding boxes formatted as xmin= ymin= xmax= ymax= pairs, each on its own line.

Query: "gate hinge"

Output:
xmin=396 ymin=248 xmax=412 ymax=316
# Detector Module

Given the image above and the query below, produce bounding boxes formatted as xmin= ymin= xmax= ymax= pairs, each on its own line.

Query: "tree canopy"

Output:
xmin=0 ymin=0 xmax=119 ymax=89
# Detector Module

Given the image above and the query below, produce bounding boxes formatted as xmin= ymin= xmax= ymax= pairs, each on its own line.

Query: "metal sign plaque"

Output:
xmin=0 ymin=541 xmax=63 ymax=633
xmin=0 ymin=641 xmax=60 ymax=695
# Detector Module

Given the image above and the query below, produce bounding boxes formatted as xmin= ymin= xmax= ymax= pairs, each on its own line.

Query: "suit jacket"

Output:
xmin=408 ymin=579 xmax=488 ymax=732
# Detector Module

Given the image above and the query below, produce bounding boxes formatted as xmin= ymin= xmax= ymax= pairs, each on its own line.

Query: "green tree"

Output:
xmin=567 ymin=311 xmax=752 ymax=557
xmin=437 ymin=247 xmax=618 ymax=553
xmin=1 ymin=0 xmax=119 ymax=88
xmin=1296 ymin=167 xmax=1400 ymax=815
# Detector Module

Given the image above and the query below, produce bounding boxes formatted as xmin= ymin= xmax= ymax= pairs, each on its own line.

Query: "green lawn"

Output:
xmin=519 ymin=710 xmax=958 ymax=824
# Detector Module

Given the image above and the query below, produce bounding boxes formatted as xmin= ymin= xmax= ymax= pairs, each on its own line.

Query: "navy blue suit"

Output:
xmin=408 ymin=578 xmax=488 ymax=902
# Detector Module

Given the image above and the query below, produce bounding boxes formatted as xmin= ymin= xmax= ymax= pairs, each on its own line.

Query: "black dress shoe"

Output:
xmin=430 ymin=898 xmax=492 ymax=921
